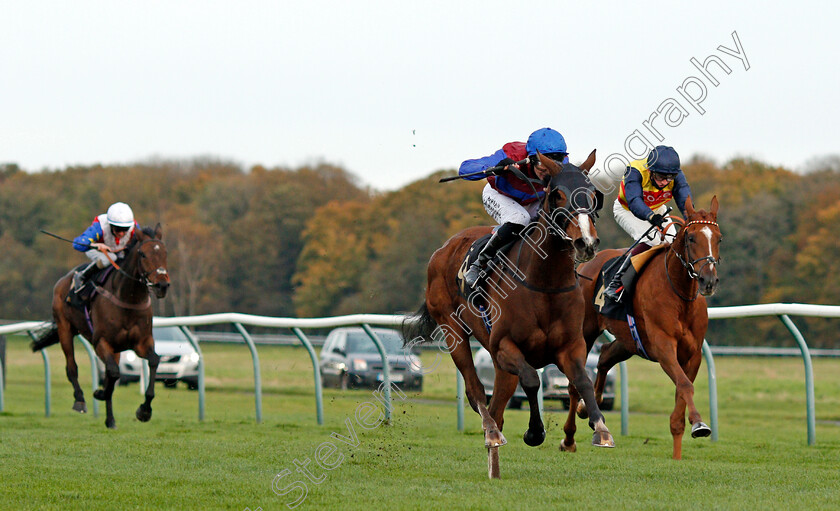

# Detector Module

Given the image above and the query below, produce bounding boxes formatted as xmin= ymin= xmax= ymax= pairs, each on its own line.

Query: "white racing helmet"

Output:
xmin=106 ymin=202 xmax=135 ymax=228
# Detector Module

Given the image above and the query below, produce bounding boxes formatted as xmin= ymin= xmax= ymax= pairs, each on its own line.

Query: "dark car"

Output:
xmin=319 ymin=327 xmax=423 ymax=391
xmin=474 ymin=346 xmax=616 ymax=410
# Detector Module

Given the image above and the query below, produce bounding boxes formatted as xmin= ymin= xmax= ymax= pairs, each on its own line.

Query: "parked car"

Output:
xmin=319 ymin=327 xmax=423 ymax=391
xmin=98 ymin=326 xmax=200 ymax=389
xmin=473 ymin=346 xmax=616 ymax=410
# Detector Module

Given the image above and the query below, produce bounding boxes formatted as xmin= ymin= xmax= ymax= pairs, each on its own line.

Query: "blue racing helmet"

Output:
xmin=526 ymin=127 xmax=567 ymax=156
xmin=647 ymin=145 xmax=681 ymax=174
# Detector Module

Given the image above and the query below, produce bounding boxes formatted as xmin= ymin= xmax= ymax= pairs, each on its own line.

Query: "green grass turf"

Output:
xmin=1 ymin=336 xmax=838 ymax=510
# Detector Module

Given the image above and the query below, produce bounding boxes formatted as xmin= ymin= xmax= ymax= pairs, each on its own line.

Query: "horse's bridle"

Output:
xmin=664 ymin=219 xmax=721 ymax=300
xmin=114 ymin=238 xmax=168 ymax=288
xmin=541 ymin=175 xmax=603 ymax=243
xmin=673 ymin=219 xmax=721 ymax=279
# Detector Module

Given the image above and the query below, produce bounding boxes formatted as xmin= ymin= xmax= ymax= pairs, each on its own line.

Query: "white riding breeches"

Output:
xmin=482 ymin=184 xmax=540 ymax=226
xmin=86 ymin=249 xmax=114 ymax=269
xmin=612 ymin=199 xmax=676 ymax=246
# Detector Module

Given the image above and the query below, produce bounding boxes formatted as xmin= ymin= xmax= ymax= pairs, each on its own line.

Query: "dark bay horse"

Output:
xmin=403 ymin=152 xmax=614 ymax=479
xmin=31 ymin=225 xmax=170 ymax=429
xmin=574 ymin=196 xmax=721 ymax=459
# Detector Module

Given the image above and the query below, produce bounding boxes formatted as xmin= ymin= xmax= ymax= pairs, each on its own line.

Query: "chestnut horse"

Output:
xmin=31 ymin=225 xmax=170 ymax=429
xmin=403 ymin=152 xmax=614 ymax=479
xmin=574 ymin=196 xmax=721 ymax=459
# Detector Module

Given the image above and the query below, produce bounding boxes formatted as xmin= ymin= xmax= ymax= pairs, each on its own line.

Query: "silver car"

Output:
xmin=98 ymin=326 xmax=201 ymax=389
xmin=473 ymin=347 xmax=616 ymax=410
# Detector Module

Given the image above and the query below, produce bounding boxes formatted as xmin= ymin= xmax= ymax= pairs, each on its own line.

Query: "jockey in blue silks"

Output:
xmin=70 ymin=202 xmax=139 ymax=296
xmin=460 ymin=127 xmax=570 ymax=288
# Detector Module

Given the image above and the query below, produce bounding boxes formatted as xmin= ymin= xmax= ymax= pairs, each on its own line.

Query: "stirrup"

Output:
xmin=72 ymin=272 xmax=84 ymax=292
xmin=464 ymin=262 xmax=484 ymax=288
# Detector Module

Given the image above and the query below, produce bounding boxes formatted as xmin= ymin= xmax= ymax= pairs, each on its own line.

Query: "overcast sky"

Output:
xmin=2 ymin=1 xmax=838 ymax=191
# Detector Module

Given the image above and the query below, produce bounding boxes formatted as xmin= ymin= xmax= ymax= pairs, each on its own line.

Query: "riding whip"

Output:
xmin=438 ymin=157 xmax=531 ymax=183
xmin=40 ymin=230 xmax=91 ymax=249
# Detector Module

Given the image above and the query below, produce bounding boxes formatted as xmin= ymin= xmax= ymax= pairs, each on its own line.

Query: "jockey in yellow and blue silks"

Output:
xmin=70 ymin=202 xmax=139 ymax=297
xmin=460 ymin=127 xmax=570 ymax=288
xmin=603 ymin=145 xmax=692 ymax=302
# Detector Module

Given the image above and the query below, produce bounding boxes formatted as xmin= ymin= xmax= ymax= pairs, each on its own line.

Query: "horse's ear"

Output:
xmin=709 ymin=195 xmax=719 ymax=218
xmin=685 ymin=195 xmax=696 ymax=217
xmin=537 ymin=152 xmax=562 ymax=176
xmin=154 ymin=223 xmax=163 ymax=240
xmin=580 ymin=149 xmax=596 ymax=173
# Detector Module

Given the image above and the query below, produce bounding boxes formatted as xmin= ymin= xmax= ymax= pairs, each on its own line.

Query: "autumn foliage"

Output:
xmin=0 ymin=155 xmax=837 ymax=347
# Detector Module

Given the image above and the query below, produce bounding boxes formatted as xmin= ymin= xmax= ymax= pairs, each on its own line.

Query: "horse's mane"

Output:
xmin=125 ymin=226 xmax=157 ymax=252
xmin=138 ymin=225 xmax=156 ymax=237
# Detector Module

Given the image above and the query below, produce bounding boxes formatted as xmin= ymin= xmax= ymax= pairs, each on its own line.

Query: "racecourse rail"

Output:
xmin=1 ymin=303 xmax=838 ymax=446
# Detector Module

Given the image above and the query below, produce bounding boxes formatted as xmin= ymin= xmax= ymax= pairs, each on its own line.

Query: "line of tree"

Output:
xmin=0 ymin=155 xmax=837 ymax=347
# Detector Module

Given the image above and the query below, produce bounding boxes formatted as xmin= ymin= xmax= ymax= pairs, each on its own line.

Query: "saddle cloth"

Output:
xmin=593 ymin=244 xmax=668 ymax=320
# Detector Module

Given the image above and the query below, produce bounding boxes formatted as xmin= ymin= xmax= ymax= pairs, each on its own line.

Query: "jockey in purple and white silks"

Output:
xmin=71 ymin=202 xmax=139 ymax=294
xmin=460 ymin=127 xmax=571 ymax=288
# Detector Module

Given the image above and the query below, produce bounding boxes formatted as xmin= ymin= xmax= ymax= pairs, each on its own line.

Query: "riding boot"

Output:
xmin=603 ymin=243 xmax=650 ymax=303
xmin=74 ymin=261 xmax=99 ymax=290
xmin=67 ymin=261 xmax=99 ymax=307
xmin=603 ymin=256 xmax=632 ymax=303
xmin=463 ymin=222 xmax=522 ymax=288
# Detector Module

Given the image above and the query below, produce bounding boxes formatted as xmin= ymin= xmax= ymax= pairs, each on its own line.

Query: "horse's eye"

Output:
xmin=688 ymin=235 xmax=695 ymax=243
xmin=718 ymin=236 xmax=723 ymax=243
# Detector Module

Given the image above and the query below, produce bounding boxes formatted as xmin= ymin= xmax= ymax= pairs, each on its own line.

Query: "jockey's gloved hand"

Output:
xmin=488 ymin=158 xmax=515 ymax=175
xmin=648 ymin=213 xmax=666 ymax=228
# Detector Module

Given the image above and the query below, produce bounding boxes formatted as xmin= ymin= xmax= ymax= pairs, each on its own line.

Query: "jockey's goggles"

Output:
xmin=111 ymin=225 xmax=130 ymax=233
xmin=543 ymin=152 xmax=568 ymax=163
xmin=651 ymin=171 xmax=676 ymax=182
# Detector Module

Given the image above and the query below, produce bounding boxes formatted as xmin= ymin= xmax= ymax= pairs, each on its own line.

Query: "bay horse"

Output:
xmin=31 ymin=225 xmax=170 ymax=429
xmin=573 ymin=196 xmax=721 ymax=459
xmin=403 ymin=152 xmax=614 ymax=479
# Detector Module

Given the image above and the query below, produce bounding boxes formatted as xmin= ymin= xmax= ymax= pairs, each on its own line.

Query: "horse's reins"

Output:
xmin=101 ymin=238 xmax=164 ymax=288
xmin=90 ymin=238 xmax=166 ymax=310
xmin=663 ymin=218 xmax=721 ymax=301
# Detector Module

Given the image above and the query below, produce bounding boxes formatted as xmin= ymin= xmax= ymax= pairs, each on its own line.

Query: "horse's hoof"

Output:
xmin=559 ymin=439 xmax=577 ymax=453
xmin=484 ymin=428 xmax=507 ymax=448
xmin=136 ymin=404 xmax=152 ymax=422
xmin=691 ymin=422 xmax=711 ymax=438
xmin=523 ymin=428 xmax=546 ymax=447
xmin=105 ymin=418 xmax=116 ymax=429
xmin=72 ymin=401 xmax=87 ymax=413
xmin=93 ymin=389 xmax=106 ymax=401
xmin=591 ymin=430 xmax=615 ymax=448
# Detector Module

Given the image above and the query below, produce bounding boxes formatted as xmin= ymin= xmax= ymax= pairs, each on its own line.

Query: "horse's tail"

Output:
xmin=401 ymin=302 xmax=438 ymax=348
xmin=30 ymin=323 xmax=60 ymax=352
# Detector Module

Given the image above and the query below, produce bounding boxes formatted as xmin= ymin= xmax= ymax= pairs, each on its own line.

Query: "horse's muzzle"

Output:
xmin=698 ymin=273 xmax=719 ymax=297
xmin=573 ymin=237 xmax=600 ymax=263
xmin=152 ymin=282 xmax=169 ymax=299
